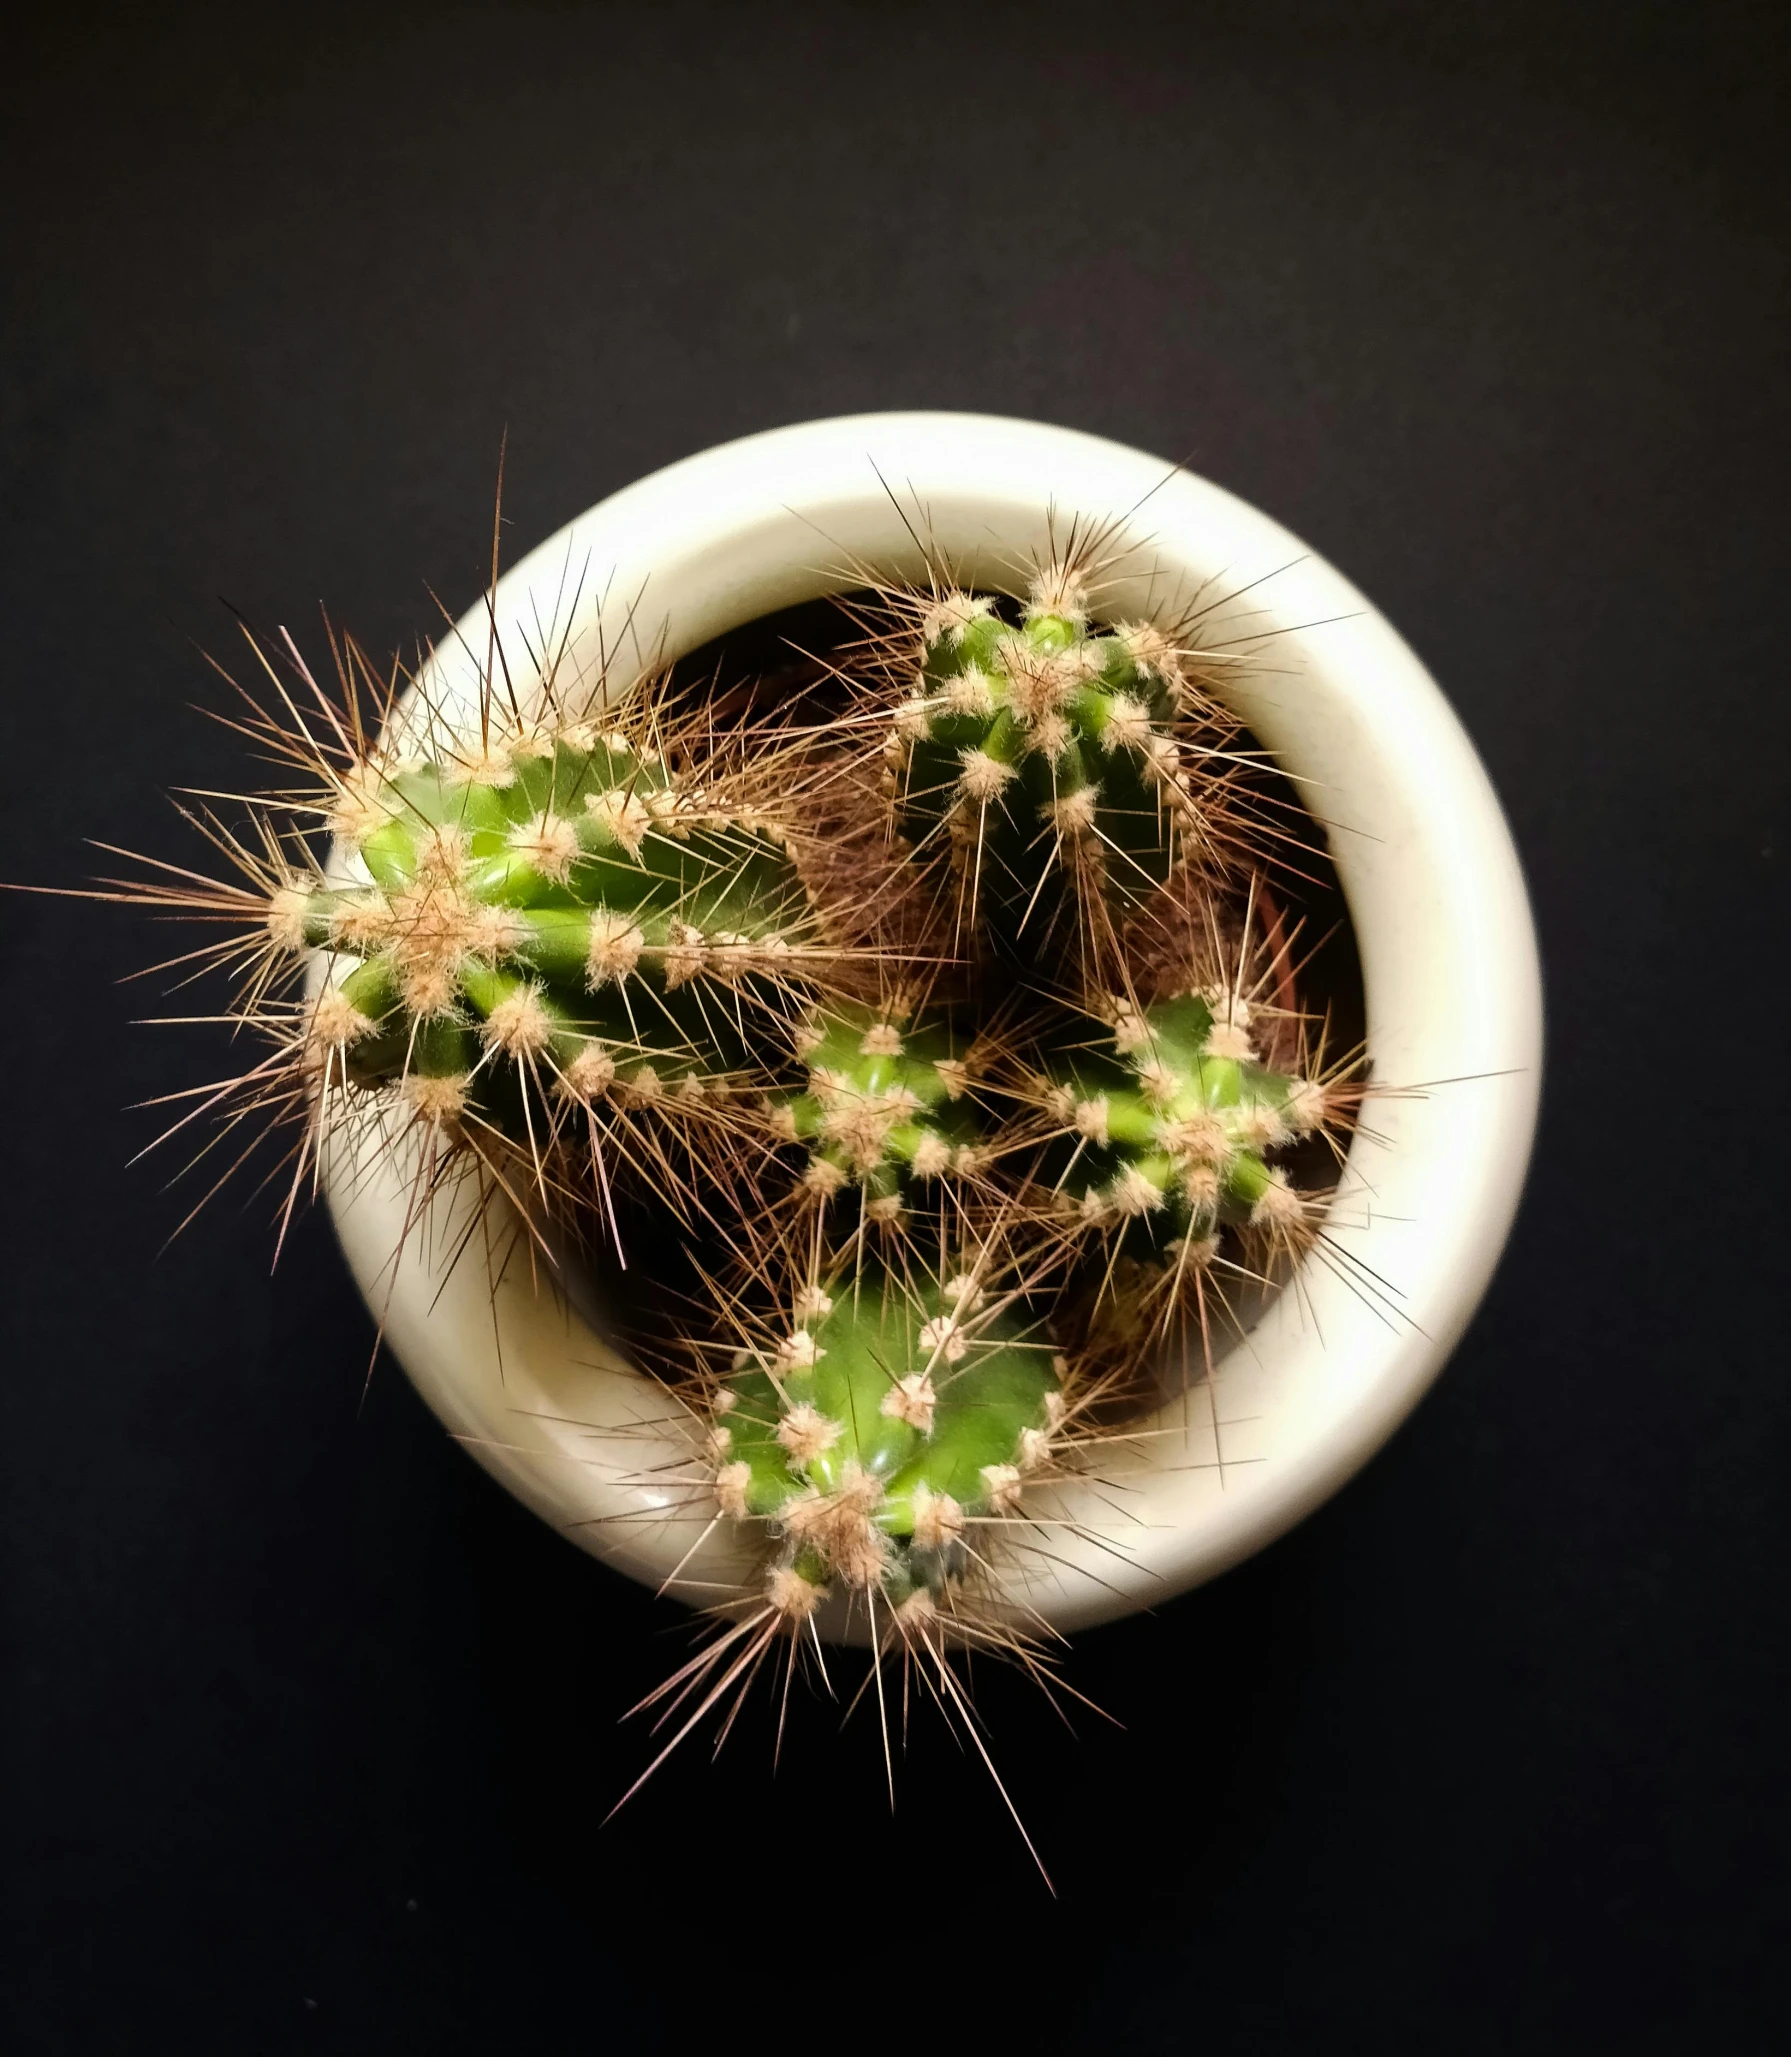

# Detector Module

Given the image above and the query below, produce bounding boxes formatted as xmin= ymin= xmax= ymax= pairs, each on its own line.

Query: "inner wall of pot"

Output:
xmin=553 ymin=589 xmax=1367 ymax=1392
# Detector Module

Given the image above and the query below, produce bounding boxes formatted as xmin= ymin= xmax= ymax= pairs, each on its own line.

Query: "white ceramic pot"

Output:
xmin=323 ymin=412 xmax=1542 ymax=1634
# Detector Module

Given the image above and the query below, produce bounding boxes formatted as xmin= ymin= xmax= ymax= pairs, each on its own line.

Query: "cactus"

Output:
xmin=1031 ymin=986 xmax=1325 ymax=1249
xmin=295 ymin=716 xmax=811 ymax=1142
xmin=613 ymin=1246 xmax=1089 ymax=1872
xmin=876 ymin=567 xmax=1244 ymax=968
xmin=706 ymin=1260 xmax=1065 ymax=1621
xmin=763 ymin=996 xmax=994 ymax=1225
xmin=121 ymin=622 xmax=922 ymax=1243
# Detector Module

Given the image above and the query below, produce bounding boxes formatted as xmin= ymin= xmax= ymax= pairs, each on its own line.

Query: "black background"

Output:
xmin=4 ymin=4 xmax=1788 ymax=2050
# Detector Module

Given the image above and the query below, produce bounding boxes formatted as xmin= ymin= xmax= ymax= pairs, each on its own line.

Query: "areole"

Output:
xmin=321 ymin=411 xmax=1544 ymax=1636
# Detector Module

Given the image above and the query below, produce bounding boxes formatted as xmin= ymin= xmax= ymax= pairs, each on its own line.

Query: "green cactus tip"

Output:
xmin=1026 ymin=983 xmax=1338 ymax=1354
xmin=876 ymin=565 xmax=1244 ymax=962
xmin=763 ymin=995 xmax=1001 ymax=1225
xmin=704 ymin=1258 xmax=1069 ymax=1625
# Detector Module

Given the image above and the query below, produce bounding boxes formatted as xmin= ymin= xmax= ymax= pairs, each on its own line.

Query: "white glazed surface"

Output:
xmin=323 ymin=412 xmax=1543 ymax=1633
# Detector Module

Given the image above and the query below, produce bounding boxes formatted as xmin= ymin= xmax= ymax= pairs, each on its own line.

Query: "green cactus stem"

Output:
xmin=764 ymin=998 xmax=992 ymax=1222
xmin=1029 ymin=987 xmax=1326 ymax=1268
xmin=707 ymin=1264 xmax=1065 ymax=1621
xmin=275 ymin=716 xmax=829 ymax=1150
xmin=881 ymin=571 xmax=1234 ymax=958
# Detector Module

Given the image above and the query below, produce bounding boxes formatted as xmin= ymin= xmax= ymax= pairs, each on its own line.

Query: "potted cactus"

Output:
xmin=113 ymin=413 xmax=1542 ymax=1853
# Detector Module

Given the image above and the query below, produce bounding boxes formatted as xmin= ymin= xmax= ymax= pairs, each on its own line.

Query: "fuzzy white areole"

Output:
xmin=319 ymin=412 xmax=1542 ymax=1637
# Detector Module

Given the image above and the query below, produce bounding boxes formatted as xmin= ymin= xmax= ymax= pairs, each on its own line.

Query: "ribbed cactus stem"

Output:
xmin=283 ymin=716 xmax=820 ymax=1143
xmin=1035 ymin=988 xmax=1324 ymax=1257
xmin=709 ymin=1266 xmax=1064 ymax=1615
xmin=768 ymin=999 xmax=991 ymax=1219
xmin=882 ymin=575 xmax=1227 ymax=955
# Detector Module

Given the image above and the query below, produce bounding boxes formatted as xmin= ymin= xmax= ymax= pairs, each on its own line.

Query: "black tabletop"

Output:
xmin=4 ymin=5 xmax=1786 ymax=2050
